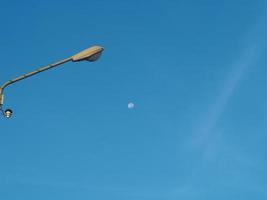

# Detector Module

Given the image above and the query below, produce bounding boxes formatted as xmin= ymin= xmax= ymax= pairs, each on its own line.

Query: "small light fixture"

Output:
xmin=4 ymin=109 xmax=13 ymax=118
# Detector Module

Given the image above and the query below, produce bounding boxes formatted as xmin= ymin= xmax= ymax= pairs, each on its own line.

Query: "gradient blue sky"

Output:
xmin=1 ymin=1 xmax=267 ymax=199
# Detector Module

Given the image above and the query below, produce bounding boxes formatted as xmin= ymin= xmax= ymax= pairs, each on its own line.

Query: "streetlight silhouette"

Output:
xmin=0 ymin=45 xmax=104 ymax=118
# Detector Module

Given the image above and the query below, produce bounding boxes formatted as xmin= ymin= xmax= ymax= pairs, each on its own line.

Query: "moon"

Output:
xmin=128 ymin=102 xmax=135 ymax=109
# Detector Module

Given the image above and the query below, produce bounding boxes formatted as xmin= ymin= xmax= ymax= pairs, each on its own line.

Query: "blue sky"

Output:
xmin=1 ymin=0 xmax=267 ymax=199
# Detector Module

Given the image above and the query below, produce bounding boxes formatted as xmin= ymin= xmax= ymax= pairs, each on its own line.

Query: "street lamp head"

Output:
xmin=0 ymin=44 xmax=105 ymax=119
xmin=71 ymin=46 xmax=104 ymax=62
xmin=4 ymin=109 xmax=12 ymax=118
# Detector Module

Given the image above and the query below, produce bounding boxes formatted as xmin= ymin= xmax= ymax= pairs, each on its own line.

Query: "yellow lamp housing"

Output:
xmin=71 ymin=46 xmax=104 ymax=62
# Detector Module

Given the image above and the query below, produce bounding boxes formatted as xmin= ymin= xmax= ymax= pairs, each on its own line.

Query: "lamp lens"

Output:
xmin=86 ymin=52 xmax=102 ymax=62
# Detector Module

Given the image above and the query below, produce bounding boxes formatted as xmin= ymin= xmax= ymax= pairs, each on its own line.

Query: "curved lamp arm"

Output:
xmin=0 ymin=57 xmax=71 ymax=92
xmin=0 ymin=57 xmax=71 ymax=106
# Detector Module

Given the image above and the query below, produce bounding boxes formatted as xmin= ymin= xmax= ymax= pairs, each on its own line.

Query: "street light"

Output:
xmin=0 ymin=45 xmax=104 ymax=118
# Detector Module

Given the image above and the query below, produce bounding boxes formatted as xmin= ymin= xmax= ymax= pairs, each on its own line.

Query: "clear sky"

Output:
xmin=1 ymin=0 xmax=267 ymax=199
